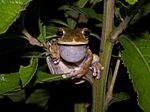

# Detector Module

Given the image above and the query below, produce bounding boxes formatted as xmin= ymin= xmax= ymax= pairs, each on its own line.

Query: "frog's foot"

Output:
xmin=90 ymin=62 xmax=104 ymax=79
xmin=62 ymin=64 xmax=104 ymax=79
xmin=61 ymin=68 xmax=88 ymax=84
xmin=61 ymin=67 xmax=83 ymax=79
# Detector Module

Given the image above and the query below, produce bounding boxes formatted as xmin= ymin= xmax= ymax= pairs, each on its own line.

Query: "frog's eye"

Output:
xmin=82 ymin=28 xmax=90 ymax=37
xmin=56 ymin=29 xmax=64 ymax=37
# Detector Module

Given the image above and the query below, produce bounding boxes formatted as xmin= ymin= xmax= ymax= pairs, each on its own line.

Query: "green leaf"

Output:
xmin=46 ymin=25 xmax=58 ymax=37
xmin=119 ymin=34 xmax=150 ymax=112
xmin=50 ymin=19 xmax=69 ymax=27
xmin=76 ymin=0 xmax=88 ymax=8
xmin=19 ymin=57 xmax=38 ymax=87
xmin=35 ymin=71 xmax=64 ymax=83
xmin=131 ymin=2 xmax=150 ymax=24
xmin=66 ymin=10 xmax=79 ymax=19
xmin=6 ymin=90 xmax=25 ymax=102
xmin=37 ymin=20 xmax=46 ymax=44
xmin=115 ymin=7 xmax=123 ymax=21
xmin=67 ymin=18 xmax=77 ymax=29
xmin=81 ymin=8 xmax=103 ymax=21
xmin=0 ymin=0 xmax=32 ymax=34
xmin=59 ymin=5 xmax=79 ymax=19
xmin=0 ymin=73 xmax=21 ymax=94
xmin=26 ymin=89 xmax=49 ymax=109
xmin=90 ymin=0 xmax=102 ymax=3
xmin=125 ymin=0 xmax=138 ymax=5
xmin=58 ymin=5 xmax=71 ymax=11
xmin=111 ymin=92 xmax=130 ymax=104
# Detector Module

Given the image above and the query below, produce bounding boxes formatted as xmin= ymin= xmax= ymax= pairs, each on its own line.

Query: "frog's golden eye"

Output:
xmin=82 ymin=28 xmax=90 ymax=37
xmin=56 ymin=29 xmax=64 ymax=38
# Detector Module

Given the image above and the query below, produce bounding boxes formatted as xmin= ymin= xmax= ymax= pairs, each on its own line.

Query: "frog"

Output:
xmin=46 ymin=28 xmax=104 ymax=82
xmin=22 ymin=27 xmax=104 ymax=83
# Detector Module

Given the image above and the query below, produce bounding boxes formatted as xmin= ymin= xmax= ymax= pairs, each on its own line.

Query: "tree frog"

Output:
xmin=46 ymin=28 xmax=104 ymax=81
xmin=22 ymin=27 xmax=103 ymax=83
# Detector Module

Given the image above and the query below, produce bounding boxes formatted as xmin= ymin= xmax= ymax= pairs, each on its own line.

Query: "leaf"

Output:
xmin=115 ymin=7 xmax=123 ymax=21
xmin=0 ymin=73 xmax=21 ymax=94
xmin=81 ymin=8 xmax=103 ymax=21
xmin=119 ymin=34 xmax=150 ymax=112
xmin=59 ymin=5 xmax=79 ymax=19
xmin=90 ymin=0 xmax=102 ymax=3
xmin=50 ymin=19 xmax=69 ymax=27
xmin=111 ymin=92 xmax=130 ymax=104
xmin=0 ymin=0 xmax=32 ymax=34
xmin=67 ymin=18 xmax=77 ymax=29
xmin=66 ymin=10 xmax=79 ymax=19
xmin=76 ymin=0 xmax=88 ymax=8
xmin=35 ymin=71 xmax=64 ymax=83
xmin=6 ymin=90 xmax=25 ymax=102
xmin=37 ymin=20 xmax=46 ymax=44
xmin=125 ymin=0 xmax=138 ymax=5
xmin=26 ymin=89 xmax=49 ymax=109
xmin=19 ymin=57 xmax=38 ymax=87
xmin=58 ymin=5 xmax=71 ymax=11
xmin=130 ymin=2 xmax=150 ymax=24
xmin=46 ymin=25 xmax=58 ymax=37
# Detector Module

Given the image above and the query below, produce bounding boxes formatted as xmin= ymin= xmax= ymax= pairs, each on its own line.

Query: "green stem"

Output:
xmin=74 ymin=103 xmax=88 ymax=112
xmin=92 ymin=0 xmax=145 ymax=112
xmin=92 ymin=0 xmax=115 ymax=112
xmin=106 ymin=52 xmax=121 ymax=107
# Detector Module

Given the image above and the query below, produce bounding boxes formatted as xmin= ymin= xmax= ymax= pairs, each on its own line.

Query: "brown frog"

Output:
xmin=22 ymin=27 xmax=103 ymax=83
xmin=46 ymin=28 xmax=104 ymax=81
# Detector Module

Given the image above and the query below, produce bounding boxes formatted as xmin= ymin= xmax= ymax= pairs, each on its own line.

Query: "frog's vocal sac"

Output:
xmin=46 ymin=28 xmax=104 ymax=80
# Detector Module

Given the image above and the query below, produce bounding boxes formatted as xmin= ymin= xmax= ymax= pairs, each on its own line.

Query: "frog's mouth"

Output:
xmin=59 ymin=45 xmax=88 ymax=63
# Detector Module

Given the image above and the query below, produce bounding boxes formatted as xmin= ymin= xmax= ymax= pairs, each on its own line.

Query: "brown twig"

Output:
xmin=110 ymin=0 xmax=144 ymax=42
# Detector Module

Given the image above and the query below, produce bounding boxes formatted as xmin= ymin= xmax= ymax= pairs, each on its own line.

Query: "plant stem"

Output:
xmin=92 ymin=0 xmax=145 ymax=112
xmin=110 ymin=0 xmax=144 ymax=42
xmin=106 ymin=52 xmax=121 ymax=107
xmin=74 ymin=103 xmax=88 ymax=112
xmin=92 ymin=0 xmax=115 ymax=112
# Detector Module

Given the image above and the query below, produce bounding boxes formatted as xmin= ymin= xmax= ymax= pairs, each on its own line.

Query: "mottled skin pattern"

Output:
xmin=46 ymin=28 xmax=104 ymax=82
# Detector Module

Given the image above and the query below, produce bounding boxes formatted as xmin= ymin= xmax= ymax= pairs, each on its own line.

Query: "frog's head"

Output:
xmin=56 ymin=28 xmax=90 ymax=63
xmin=56 ymin=28 xmax=89 ymax=45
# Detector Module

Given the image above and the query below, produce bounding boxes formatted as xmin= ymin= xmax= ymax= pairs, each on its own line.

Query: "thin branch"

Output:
xmin=110 ymin=0 xmax=144 ymax=42
xmin=106 ymin=52 xmax=121 ymax=108
xmin=22 ymin=28 xmax=42 ymax=47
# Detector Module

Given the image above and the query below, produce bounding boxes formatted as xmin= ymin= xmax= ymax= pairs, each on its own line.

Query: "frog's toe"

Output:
xmin=63 ymin=69 xmax=79 ymax=78
xmin=89 ymin=67 xmax=95 ymax=76
xmin=96 ymin=74 xmax=100 ymax=79
xmin=68 ymin=67 xmax=85 ymax=78
xmin=62 ymin=72 xmax=74 ymax=78
xmin=53 ymin=59 xmax=60 ymax=64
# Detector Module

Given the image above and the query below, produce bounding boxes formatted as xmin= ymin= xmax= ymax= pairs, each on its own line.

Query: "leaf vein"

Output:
xmin=125 ymin=37 xmax=150 ymax=72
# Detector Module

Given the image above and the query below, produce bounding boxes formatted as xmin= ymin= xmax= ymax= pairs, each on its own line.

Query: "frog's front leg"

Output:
xmin=46 ymin=55 xmax=72 ymax=75
xmin=46 ymin=39 xmax=60 ymax=64
xmin=90 ymin=54 xmax=104 ymax=79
